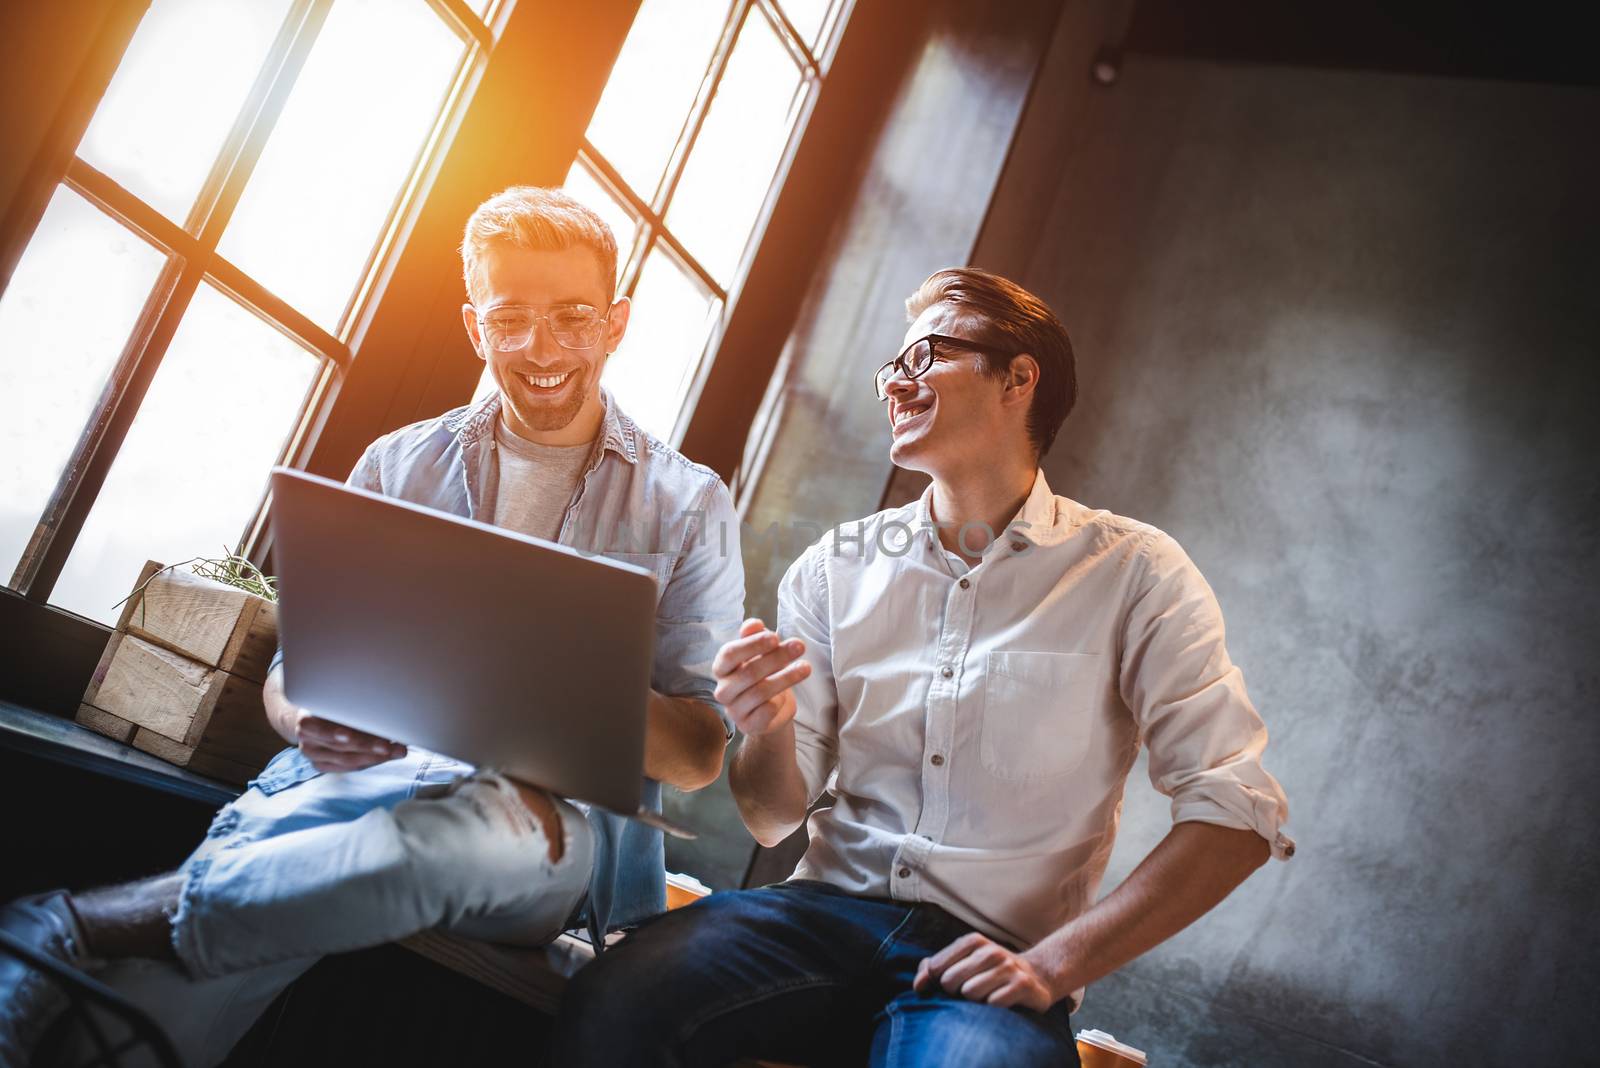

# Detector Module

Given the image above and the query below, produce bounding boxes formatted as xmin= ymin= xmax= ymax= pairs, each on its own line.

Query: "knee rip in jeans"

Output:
xmin=458 ymin=773 xmax=561 ymax=859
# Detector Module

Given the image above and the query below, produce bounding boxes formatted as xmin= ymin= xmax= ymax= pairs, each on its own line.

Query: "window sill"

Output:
xmin=0 ymin=699 xmax=239 ymax=807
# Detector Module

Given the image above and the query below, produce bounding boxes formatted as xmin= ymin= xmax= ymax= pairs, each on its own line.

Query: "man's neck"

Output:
xmin=929 ymin=457 xmax=1038 ymax=565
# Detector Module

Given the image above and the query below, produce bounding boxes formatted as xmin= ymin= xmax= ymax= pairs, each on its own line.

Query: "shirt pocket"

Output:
xmin=247 ymin=746 xmax=323 ymax=795
xmin=980 ymin=651 xmax=1102 ymax=781
xmin=597 ymin=551 xmax=674 ymax=606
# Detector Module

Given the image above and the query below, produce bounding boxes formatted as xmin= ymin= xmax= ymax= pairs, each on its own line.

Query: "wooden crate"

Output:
xmin=75 ymin=560 xmax=285 ymax=786
xmin=116 ymin=559 xmax=279 ymax=683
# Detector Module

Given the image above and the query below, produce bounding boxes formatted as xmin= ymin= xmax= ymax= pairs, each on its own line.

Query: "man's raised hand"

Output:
xmin=712 ymin=618 xmax=811 ymax=737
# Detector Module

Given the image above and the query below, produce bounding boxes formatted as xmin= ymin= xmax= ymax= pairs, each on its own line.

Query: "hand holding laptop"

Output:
xmin=263 ymin=665 xmax=406 ymax=773
xmin=296 ymin=712 xmax=407 ymax=772
xmin=268 ymin=468 xmax=697 ymax=836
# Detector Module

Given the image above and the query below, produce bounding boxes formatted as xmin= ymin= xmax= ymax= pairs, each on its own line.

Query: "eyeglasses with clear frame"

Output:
xmin=873 ymin=333 xmax=1017 ymax=400
xmin=475 ymin=303 xmax=612 ymax=352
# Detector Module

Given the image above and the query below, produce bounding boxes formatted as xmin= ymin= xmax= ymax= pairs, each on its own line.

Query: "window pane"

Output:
xmin=563 ymin=162 xmax=639 ymax=288
xmin=776 ymin=0 xmax=836 ymax=50
xmin=586 ymin=0 xmax=732 ymax=201
xmin=51 ymin=285 xmax=320 ymax=624
xmin=218 ymin=0 xmax=465 ymax=331
xmin=602 ymin=246 xmax=719 ymax=441
xmin=77 ymin=0 xmax=295 ymax=222
xmin=0 ymin=187 xmax=167 ymax=585
xmin=665 ymin=10 xmax=803 ymax=286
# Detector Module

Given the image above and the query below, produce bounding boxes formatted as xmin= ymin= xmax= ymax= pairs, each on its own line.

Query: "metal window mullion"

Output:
xmin=14 ymin=255 xmax=210 ymax=600
xmin=11 ymin=0 xmax=334 ymax=601
xmin=753 ymin=0 xmax=822 ymax=76
xmin=423 ymin=0 xmax=495 ymax=52
xmin=651 ymin=226 xmax=726 ymax=303
xmin=665 ymin=1 xmax=837 ymax=449
xmin=580 ymin=143 xmax=665 ymax=232
xmin=252 ymin=5 xmax=491 ymax=561
xmin=573 ymin=150 xmax=650 ymax=296
xmin=579 ymin=145 xmax=725 ymax=301
xmin=206 ymin=255 xmax=351 ymax=370
xmin=185 ymin=0 xmax=333 ymax=251
xmin=338 ymin=37 xmax=485 ymax=341
xmin=651 ymin=0 xmax=752 ymax=218
xmin=617 ymin=219 xmax=651 ymax=301
xmin=67 ymin=156 xmax=350 ymax=369
xmin=64 ymin=159 xmax=206 ymax=265
xmin=238 ymin=355 xmax=341 ymax=566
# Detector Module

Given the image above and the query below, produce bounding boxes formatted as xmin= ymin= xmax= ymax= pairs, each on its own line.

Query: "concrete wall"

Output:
xmin=988 ymin=27 xmax=1600 ymax=1068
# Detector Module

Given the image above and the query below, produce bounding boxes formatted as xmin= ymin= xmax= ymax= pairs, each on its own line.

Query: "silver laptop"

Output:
xmin=268 ymin=467 xmax=694 ymax=838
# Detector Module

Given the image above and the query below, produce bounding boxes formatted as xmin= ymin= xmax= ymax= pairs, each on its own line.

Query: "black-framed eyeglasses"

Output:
xmin=475 ymin=303 xmax=611 ymax=352
xmin=873 ymin=333 xmax=1017 ymax=400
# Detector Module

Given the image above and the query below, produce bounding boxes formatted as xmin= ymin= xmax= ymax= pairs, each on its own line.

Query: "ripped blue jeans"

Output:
xmin=98 ymin=746 xmax=593 ymax=1067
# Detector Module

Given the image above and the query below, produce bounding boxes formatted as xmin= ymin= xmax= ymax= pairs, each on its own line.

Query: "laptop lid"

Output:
xmin=268 ymin=467 xmax=656 ymax=819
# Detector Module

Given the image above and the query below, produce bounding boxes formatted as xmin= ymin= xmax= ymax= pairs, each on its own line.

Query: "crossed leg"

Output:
xmin=48 ymin=752 xmax=590 ymax=1066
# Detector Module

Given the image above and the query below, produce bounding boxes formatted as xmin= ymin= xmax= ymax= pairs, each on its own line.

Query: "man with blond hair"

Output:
xmin=556 ymin=267 xmax=1293 ymax=1067
xmin=0 ymin=186 xmax=745 ymax=1067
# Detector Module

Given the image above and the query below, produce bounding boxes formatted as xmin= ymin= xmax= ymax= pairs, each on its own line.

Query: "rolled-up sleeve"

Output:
xmin=1120 ymin=533 xmax=1294 ymax=860
xmin=652 ymin=476 xmax=747 ymax=735
xmin=776 ymin=542 xmax=840 ymax=805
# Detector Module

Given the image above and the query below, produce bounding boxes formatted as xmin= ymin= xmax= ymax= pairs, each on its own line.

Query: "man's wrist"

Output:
xmin=1024 ymin=931 xmax=1086 ymax=1002
xmin=745 ymin=717 xmax=797 ymax=751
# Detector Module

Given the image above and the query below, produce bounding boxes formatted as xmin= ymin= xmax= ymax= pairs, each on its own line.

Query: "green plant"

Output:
xmin=112 ymin=549 xmax=279 ymax=624
xmin=190 ymin=550 xmax=278 ymax=602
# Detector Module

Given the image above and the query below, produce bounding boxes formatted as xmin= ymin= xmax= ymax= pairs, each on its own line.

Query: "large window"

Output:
xmin=475 ymin=0 xmax=851 ymax=442
xmin=0 ymin=0 xmax=501 ymax=626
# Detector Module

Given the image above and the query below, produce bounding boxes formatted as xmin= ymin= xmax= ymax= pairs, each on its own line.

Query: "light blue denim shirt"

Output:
xmin=267 ymin=388 xmax=745 ymax=940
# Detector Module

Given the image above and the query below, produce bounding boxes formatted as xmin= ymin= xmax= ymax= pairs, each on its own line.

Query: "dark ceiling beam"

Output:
xmin=1122 ymin=0 xmax=1598 ymax=88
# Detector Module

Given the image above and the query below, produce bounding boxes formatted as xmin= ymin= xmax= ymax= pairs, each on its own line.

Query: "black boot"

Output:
xmin=0 ymin=890 xmax=87 ymax=1068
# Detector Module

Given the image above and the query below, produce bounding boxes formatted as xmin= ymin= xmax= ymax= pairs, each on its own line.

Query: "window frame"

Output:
xmin=0 ymin=0 xmax=871 ymax=720
xmin=571 ymin=0 xmax=852 ymax=445
xmin=5 ymin=0 xmax=504 ymax=608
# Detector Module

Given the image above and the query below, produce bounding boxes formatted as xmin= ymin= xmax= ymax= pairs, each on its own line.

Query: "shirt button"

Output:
xmin=930 ymin=754 xmax=944 ymax=766
xmin=940 ymin=666 xmax=953 ymax=678
xmin=958 ymin=578 xmax=970 ymax=589
xmin=898 ymin=867 xmax=911 ymax=878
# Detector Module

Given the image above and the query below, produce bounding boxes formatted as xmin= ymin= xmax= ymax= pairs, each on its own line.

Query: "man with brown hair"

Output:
xmin=555 ymin=267 xmax=1293 ymax=1067
xmin=0 ymin=187 xmax=744 ymax=1067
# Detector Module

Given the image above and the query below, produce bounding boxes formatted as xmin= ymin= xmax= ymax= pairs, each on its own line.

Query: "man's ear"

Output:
xmin=1003 ymin=353 xmax=1040 ymax=407
xmin=605 ymin=295 xmax=632 ymax=354
xmin=461 ymin=303 xmax=485 ymax=360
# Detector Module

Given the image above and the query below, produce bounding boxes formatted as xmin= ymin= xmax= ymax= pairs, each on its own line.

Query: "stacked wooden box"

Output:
xmin=76 ymin=560 xmax=286 ymax=786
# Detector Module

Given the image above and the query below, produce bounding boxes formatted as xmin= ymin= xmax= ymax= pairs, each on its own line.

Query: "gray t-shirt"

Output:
xmin=489 ymin=418 xmax=593 ymax=540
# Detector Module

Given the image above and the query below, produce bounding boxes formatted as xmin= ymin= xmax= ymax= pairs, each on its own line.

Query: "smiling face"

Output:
xmin=461 ymin=243 xmax=629 ymax=445
xmin=883 ymin=302 xmax=1035 ymax=479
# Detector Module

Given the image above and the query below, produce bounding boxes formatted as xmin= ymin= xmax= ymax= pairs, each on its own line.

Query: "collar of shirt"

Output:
xmin=910 ymin=468 xmax=1073 ymax=558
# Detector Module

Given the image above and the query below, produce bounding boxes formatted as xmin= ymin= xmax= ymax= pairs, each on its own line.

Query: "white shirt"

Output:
xmin=780 ymin=471 xmax=1292 ymax=987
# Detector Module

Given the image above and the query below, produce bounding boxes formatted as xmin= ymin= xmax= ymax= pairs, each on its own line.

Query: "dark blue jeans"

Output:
xmin=553 ymin=880 xmax=1080 ymax=1068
